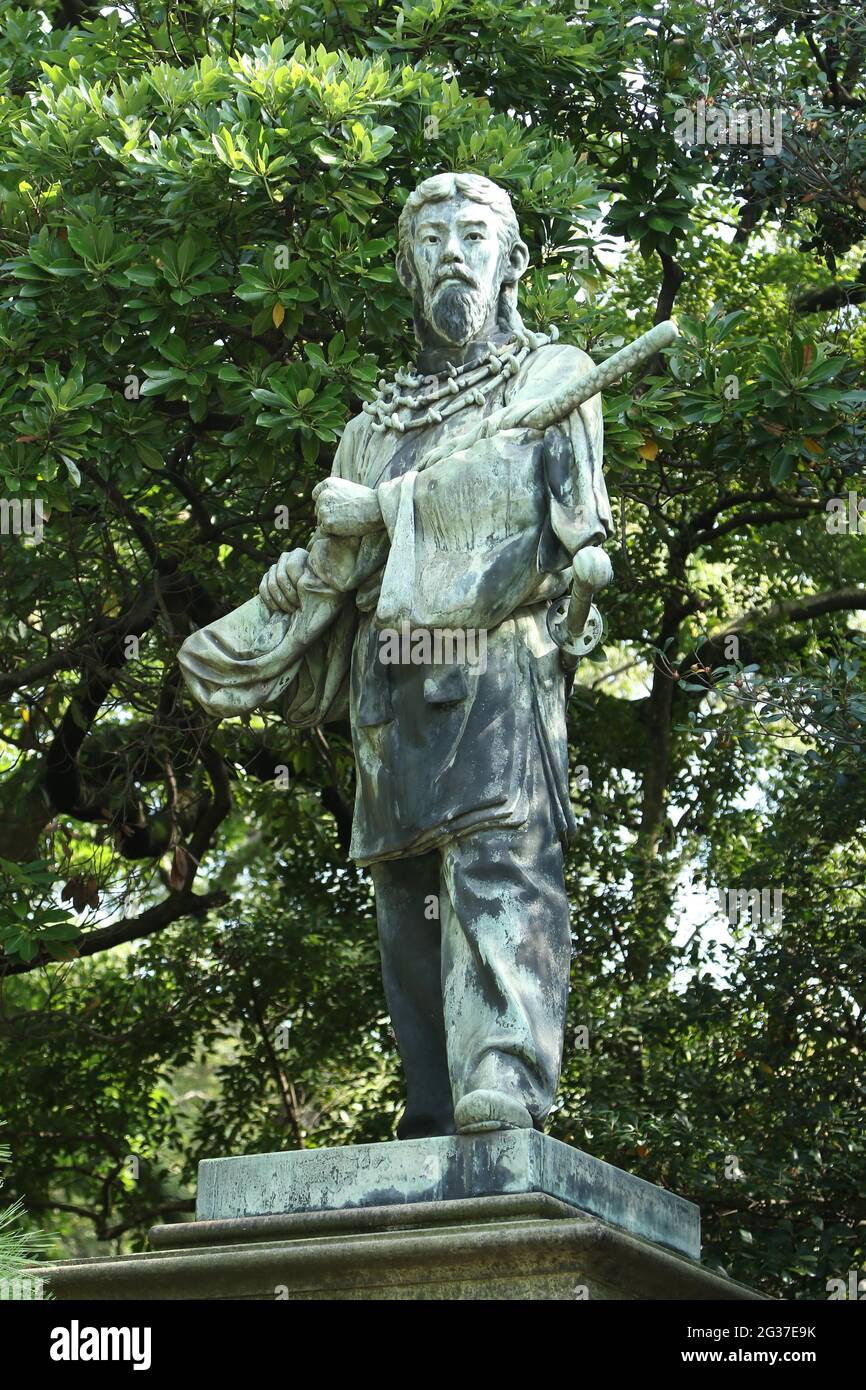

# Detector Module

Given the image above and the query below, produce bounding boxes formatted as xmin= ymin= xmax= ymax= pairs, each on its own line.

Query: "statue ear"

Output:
xmin=396 ymin=251 xmax=416 ymax=294
xmin=501 ymin=238 xmax=529 ymax=286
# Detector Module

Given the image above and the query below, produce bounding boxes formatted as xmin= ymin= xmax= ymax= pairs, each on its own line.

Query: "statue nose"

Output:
xmin=440 ymin=235 xmax=465 ymax=264
xmin=438 ymin=247 xmax=467 ymax=278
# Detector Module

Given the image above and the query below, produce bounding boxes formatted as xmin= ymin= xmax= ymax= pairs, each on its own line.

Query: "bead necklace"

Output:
xmin=362 ymin=322 xmax=559 ymax=434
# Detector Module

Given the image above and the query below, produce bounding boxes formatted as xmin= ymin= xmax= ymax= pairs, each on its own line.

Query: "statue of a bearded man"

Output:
xmin=179 ymin=172 xmax=614 ymax=1140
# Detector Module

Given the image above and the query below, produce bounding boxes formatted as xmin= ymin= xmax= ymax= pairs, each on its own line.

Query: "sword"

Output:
xmin=547 ymin=544 xmax=614 ymax=671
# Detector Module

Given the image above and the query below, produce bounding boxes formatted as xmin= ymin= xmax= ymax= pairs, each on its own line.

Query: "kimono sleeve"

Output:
xmin=512 ymin=343 xmax=613 ymax=573
xmin=177 ymin=413 xmax=375 ymax=722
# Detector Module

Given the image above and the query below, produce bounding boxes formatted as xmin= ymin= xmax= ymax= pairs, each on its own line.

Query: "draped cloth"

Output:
xmin=177 ymin=340 xmax=614 ymax=854
xmin=177 ymin=587 xmax=353 ymax=726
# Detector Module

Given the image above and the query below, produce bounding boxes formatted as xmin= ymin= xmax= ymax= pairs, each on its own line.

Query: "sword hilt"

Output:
xmin=547 ymin=545 xmax=613 ymax=669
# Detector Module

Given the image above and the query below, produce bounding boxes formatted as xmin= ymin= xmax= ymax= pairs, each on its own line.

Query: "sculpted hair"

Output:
xmin=396 ymin=172 xmax=527 ymax=336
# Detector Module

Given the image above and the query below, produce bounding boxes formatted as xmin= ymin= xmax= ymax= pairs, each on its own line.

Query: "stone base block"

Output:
xmin=198 ymin=1132 xmax=700 ymax=1259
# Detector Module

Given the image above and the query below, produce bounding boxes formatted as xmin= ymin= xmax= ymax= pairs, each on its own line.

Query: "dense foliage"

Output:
xmin=0 ymin=0 xmax=864 ymax=1297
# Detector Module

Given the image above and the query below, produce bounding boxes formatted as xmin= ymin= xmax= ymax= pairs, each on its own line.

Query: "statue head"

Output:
xmin=396 ymin=172 xmax=530 ymax=349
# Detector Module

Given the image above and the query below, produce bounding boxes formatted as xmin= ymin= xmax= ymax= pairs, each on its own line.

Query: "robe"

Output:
xmin=177 ymin=336 xmax=613 ymax=865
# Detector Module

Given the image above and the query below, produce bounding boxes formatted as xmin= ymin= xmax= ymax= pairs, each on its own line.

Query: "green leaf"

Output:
xmin=769 ymin=456 xmax=794 ymax=485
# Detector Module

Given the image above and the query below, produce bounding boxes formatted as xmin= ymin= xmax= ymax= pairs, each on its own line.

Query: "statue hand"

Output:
xmin=259 ymin=548 xmax=308 ymax=613
xmin=312 ymin=477 xmax=383 ymax=536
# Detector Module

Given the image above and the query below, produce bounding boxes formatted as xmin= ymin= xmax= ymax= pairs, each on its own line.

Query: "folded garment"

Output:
xmin=177 ymin=587 xmax=350 ymax=721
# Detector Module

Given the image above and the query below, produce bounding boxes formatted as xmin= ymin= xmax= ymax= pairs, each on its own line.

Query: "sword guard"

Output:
xmin=546 ymin=597 xmax=605 ymax=670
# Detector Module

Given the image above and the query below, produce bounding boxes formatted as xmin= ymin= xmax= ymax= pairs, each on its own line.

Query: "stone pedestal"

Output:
xmin=42 ymin=1192 xmax=762 ymax=1301
xmin=40 ymin=1136 xmax=766 ymax=1301
xmin=198 ymin=1131 xmax=700 ymax=1258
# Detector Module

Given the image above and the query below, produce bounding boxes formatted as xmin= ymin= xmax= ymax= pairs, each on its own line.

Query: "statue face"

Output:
xmin=410 ymin=197 xmax=506 ymax=346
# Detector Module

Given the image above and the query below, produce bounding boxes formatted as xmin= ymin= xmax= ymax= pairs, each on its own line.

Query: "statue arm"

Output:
xmin=516 ymin=344 xmax=613 ymax=573
xmin=262 ymin=414 xmax=382 ymax=610
xmin=178 ymin=415 xmax=383 ymax=721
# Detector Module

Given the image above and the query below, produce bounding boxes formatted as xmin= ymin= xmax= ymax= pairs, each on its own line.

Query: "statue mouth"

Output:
xmin=436 ymin=271 xmax=475 ymax=288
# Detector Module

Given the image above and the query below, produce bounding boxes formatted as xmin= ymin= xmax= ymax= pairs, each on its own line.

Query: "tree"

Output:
xmin=0 ymin=1142 xmax=53 ymax=1298
xmin=0 ymin=0 xmax=863 ymax=1297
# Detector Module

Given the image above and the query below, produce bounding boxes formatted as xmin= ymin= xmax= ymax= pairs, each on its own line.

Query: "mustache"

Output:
xmin=434 ymin=267 xmax=478 ymax=289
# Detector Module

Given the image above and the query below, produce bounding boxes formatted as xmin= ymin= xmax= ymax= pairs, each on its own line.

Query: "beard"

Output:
xmin=423 ymin=280 xmax=492 ymax=345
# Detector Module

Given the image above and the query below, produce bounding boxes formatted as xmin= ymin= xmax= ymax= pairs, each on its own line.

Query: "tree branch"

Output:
xmin=654 ymin=250 xmax=685 ymax=326
xmin=0 ymin=889 xmax=227 ymax=978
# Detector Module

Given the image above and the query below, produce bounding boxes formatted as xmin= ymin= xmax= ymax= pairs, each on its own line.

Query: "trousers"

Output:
xmin=370 ymin=780 xmax=573 ymax=1139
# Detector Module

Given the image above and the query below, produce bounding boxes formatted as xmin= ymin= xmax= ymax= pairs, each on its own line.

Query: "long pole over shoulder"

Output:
xmin=416 ymin=319 xmax=680 ymax=473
